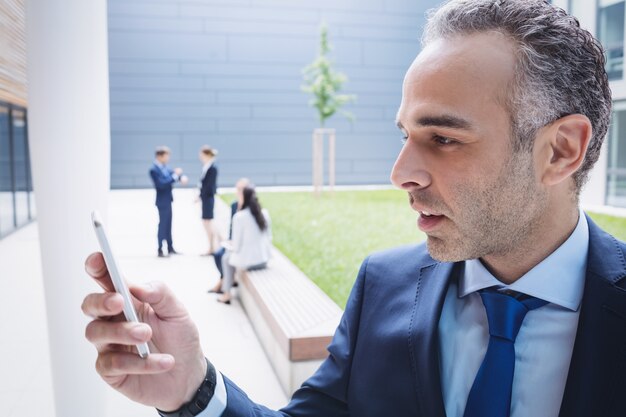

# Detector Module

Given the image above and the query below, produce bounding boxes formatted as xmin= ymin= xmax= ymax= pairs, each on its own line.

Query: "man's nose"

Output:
xmin=390 ymin=144 xmax=432 ymax=191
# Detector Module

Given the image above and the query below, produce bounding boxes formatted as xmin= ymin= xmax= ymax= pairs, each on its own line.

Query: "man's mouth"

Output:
xmin=417 ymin=211 xmax=445 ymax=232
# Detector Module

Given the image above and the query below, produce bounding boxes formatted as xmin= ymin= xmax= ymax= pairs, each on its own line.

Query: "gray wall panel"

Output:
xmin=108 ymin=0 xmax=436 ymax=189
xmin=108 ymin=17 xmax=205 ymax=33
xmin=204 ymin=20 xmax=320 ymax=37
xmin=259 ymin=0 xmax=386 ymax=12
xmin=111 ymin=119 xmax=217 ymax=133
xmin=227 ymin=36 xmax=320 ymax=64
xmin=112 ymin=134 xmax=181 ymax=161
xmin=109 ymin=74 xmax=205 ymax=90
xmin=111 ymin=104 xmax=250 ymax=119
xmin=110 ymin=90 xmax=217 ymax=105
xmin=108 ymin=32 xmax=228 ymax=61
xmin=108 ymin=2 xmax=178 ymax=17
xmin=216 ymin=91 xmax=307 ymax=105
xmin=109 ymin=60 xmax=179 ymax=75
xmin=179 ymin=4 xmax=321 ymax=22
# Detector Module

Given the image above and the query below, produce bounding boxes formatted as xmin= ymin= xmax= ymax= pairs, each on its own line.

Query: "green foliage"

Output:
xmin=301 ymin=23 xmax=356 ymax=127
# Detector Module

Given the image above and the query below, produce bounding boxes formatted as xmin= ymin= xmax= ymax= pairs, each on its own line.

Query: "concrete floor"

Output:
xmin=0 ymin=189 xmax=287 ymax=417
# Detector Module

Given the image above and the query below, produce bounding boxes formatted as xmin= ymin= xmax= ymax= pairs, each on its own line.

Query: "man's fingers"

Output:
xmin=81 ymin=293 xmax=124 ymax=319
xmin=96 ymin=351 xmax=175 ymax=378
xmin=85 ymin=252 xmax=115 ymax=292
xmin=130 ymin=281 xmax=188 ymax=320
xmin=86 ymin=319 xmax=152 ymax=347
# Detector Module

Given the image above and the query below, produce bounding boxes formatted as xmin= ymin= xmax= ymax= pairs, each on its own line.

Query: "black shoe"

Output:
xmin=158 ymin=251 xmax=167 ymax=258
xmin=233 ymin=282 xmax=239 ymax=288
xmin=217 ymin=298 xmax=231 ymax=305
xmin=168 ymin=249 xmax=180 ymax=255
xmin=207 ymin=289 xmax=224 ymax=294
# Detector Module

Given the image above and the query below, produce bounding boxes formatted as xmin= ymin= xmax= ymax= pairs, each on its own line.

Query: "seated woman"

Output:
xmin=215 ymin=185 xmax=272 ymax=304
xmin=208 ymin=177 xmax=249 ymax=291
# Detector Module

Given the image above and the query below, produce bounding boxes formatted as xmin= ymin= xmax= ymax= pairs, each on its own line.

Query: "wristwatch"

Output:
xmin=157 ymin=358 xmax=217 ymax=417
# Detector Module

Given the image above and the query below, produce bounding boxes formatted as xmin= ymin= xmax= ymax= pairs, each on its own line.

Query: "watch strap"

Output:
xmin=157 ymin=358 xmax=217 ymax=417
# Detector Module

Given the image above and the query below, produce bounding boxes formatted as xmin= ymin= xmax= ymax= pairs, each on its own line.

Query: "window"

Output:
xmin=12 ymin=109 xmax=30 ymax=227
xmin=0 ymin=106 xmax=13 ymax=236
xmin=0 ymin=102 xmax=34 ymax=238
xmin=598 ymin=0 xmax=626 ymax=81
xmin=606 ymin=102 xmax=626 ymax=206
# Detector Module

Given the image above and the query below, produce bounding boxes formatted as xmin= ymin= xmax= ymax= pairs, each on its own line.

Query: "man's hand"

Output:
xmin=180 ymin=175 xmax=189 ymax=185
xmin=82 ymin=252 xmax=207 ymax=411
xmin=174 ymin=167 xmax=183 ymax=176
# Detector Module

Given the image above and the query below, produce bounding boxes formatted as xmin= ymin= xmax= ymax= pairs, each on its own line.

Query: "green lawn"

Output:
xmin=222 ymin=191 xmax=626 ymax=309
xmin=223 ymin=190 xmax=425 ymax=308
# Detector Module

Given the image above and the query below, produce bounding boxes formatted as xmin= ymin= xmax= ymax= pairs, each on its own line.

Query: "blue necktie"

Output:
xmin=463 ymin=289 xmax=548 ymax=417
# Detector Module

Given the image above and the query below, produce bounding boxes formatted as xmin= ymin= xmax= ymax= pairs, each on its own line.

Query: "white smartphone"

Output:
xmin=91 ymin=210 xmax=151 ymax=358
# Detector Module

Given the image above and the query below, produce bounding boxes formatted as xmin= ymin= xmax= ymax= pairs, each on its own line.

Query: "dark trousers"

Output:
xmin=157 ymin=204 xmax=173 ymax=252
xmin=213 ymin=247 xmax=225 ymax=277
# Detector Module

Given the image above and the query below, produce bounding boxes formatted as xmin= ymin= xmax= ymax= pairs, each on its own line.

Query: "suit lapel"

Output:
xmin=559 ymin=216 xmax=626 ymax=417
xmin=408 ymin=261 xmax=458 ymax=417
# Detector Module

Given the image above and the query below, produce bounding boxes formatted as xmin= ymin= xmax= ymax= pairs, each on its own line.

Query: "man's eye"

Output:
xmin=400 ymin=135 xmax=408 ymax=145
xmin=433 ymin=135 xmax=456 ymax=145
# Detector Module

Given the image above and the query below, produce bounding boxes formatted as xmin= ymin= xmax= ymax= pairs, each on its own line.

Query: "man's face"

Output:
xmin=391 ymin=32 xmax=548 ymax=262
xmin=158 ymin=153 xmax=170 ymax=164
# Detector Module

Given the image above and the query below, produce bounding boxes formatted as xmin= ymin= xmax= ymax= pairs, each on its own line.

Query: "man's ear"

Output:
xmin=537 ymin=114 xmax=592 ymax=187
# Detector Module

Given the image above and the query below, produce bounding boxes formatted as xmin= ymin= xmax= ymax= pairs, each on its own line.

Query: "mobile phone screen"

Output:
xmin=91 ymin=210 xmax=151 ymax=358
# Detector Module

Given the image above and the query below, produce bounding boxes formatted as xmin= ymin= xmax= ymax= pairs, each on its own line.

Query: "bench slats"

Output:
xmin=241 ymin=248 xmax=343 ymax=362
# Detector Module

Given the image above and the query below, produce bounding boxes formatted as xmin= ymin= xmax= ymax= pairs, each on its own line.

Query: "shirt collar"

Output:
xmin=459 ymin=209 xmax=589 ymax=311
xmin=154 ymin=160 xmax=165 ymax=168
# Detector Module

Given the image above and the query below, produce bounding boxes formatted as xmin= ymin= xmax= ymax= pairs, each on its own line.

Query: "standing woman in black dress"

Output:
xmin=198 ymin=145 xmax=219 ymax=255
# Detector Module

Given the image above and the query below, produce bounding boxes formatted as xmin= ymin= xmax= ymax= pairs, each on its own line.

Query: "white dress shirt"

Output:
xmin=200 ymin=161 xmax=212 ymax=180
xmin=439 ymin=210 xmax=588 ymax=417
xmin=199 ymin=211 xmax=589 ymax=417
xmin=198 ymin=161 xmax=211 ymax=189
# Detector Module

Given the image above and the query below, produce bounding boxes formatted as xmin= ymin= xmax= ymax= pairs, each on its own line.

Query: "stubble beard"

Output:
xmin=416 ymin=151 xmax=548 ymax=262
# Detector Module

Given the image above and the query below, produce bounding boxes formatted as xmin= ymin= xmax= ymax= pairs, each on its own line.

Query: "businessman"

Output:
xmin=149 ymin=146 xmax=188 ymax=257
xmin=82 ymin=1 xmax=626 ymax=416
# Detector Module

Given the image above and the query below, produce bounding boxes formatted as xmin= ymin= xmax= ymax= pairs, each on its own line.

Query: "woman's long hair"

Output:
xmin=241 ymin=185 xmax=267 ymax=231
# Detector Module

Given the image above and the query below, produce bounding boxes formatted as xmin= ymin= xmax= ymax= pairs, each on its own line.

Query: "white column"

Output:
xmin=26 ymin=1 xmax=110 ymax=416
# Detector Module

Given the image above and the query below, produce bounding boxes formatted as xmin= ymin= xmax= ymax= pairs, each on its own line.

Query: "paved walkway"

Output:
xmin=0 ymin=189 xmax=287 ymax=417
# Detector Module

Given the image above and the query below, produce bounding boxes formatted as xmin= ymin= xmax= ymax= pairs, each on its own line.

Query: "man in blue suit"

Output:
xmin=149 ymin=146 xmax=188 ymax=257
xmin=82 ymin=1 xmax=626 ymax=416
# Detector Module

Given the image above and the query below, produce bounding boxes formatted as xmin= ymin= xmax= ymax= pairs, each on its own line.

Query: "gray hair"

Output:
xmin=423 ymin=0 xmax=612 ymax=192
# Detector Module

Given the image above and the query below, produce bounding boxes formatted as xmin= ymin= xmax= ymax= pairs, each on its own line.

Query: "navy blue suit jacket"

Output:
xmin=222 ymin=215 xmax=626 ymax=417
xmin=149 ymin=163 xmax=177 ymax=207
xmin=200 ymin=164 xmax=218 ymax=198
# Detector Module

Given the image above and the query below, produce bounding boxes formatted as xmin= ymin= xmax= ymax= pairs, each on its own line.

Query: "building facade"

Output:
xmin=4 ymin=0 xmax=626 ymax=241
xmin=107 ymin=0 xmax=436 ymax=188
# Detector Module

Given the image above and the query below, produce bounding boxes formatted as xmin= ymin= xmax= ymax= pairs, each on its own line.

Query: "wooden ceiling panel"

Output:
xmin=0 ymin=0 xmax=27 ymax=107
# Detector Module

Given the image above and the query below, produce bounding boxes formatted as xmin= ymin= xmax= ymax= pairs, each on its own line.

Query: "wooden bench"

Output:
xmin=237 ymin=247 xmax=343 ymax=395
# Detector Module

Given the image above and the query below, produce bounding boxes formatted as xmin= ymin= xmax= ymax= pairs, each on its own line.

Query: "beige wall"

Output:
xmin=0 ymin=0 xmax=27 ymax=107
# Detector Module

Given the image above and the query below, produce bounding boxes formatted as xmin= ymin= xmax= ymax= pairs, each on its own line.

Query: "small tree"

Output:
xmin=301 ymin=23 xmax=356 ymax=127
